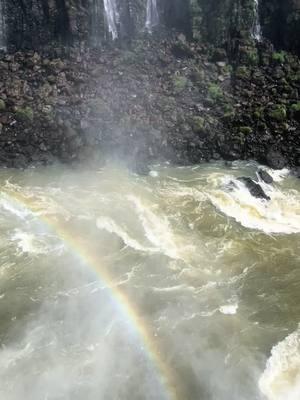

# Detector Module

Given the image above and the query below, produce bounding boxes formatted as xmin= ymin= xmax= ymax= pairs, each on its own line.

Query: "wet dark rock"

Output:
xmin=293 ymin=167 xmax=300 ymax=179
xmin=268 ymin=105 xmax=287 ymax=122
xmin=290 ymin=103 xmax=300 ymax=122
xmin=0 ymin=99 xmax=6 ymax=111
xmin=238 ymin=177 xmax=271 ymax=201
xmin=266 ymin=149 xmax=287 ymax=170
xmin=258 ymin=169 xmax=273 ymax=184
xmin=171 ymin=41 xmax=194 ymax=59
xmin=0 ymin=29 xmax=299 ymax=169
xmin=133 ymin=162 xmax=150 ymax=176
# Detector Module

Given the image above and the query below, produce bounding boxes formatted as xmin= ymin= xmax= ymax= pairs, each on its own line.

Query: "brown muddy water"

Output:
xmin=0 ymin=161 xmax=299 ymax=400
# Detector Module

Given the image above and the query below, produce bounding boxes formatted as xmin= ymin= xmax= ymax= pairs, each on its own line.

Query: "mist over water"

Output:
xmin=0 ymin=161 xmax=299 ymax=400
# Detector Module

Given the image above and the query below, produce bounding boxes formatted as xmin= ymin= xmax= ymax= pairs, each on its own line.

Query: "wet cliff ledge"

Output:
xmin=0 ymin=0 xmax=300 ymax=171
xmin=4 ymin=1 xmax=300 ymax=57
xmin=0 ymin=33 xmax=299 ymax=171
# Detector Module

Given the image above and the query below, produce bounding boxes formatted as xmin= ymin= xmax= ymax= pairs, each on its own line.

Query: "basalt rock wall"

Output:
xmin=2 ymin=0 xmax=300 ymax=55
xmin=4 ymin=0 xmax=150 ymax=49
xmin=190 ymin=0 xmax=256 ymax=46
xmin=261 ymin=0 xmax=300 ymax=55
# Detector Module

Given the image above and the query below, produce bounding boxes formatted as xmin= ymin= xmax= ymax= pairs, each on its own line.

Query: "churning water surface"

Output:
xmin=0 ymin=161 xmax=299 ymax=400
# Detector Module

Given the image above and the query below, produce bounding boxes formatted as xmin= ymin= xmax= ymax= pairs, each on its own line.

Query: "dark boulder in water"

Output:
xmin=293 ymin=167 xmax=300 ymax=179
xmin=258 ymin=169 xmax=273 ymax=184
xmin=266 ymin=149 xmax=286 ymax=170
xmin=237 ymin=177 xmax=271 ymax=201
xmin=134 ymin=162 xmax=150 ymax=176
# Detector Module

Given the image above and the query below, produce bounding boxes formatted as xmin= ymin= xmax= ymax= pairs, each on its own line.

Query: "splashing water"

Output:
xmin=103 ymin=0 xmax=119 ymax=40
xmin=208 ymin=173 xmax=300 ymax=234
xmin=146 ymin=0 xmax=159 ymax=32
xmin=259 ymin=327 xmax=300 ymax=400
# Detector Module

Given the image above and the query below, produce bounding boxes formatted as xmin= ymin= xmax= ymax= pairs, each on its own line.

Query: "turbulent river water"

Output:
xmin=0 ymin=161 xmax=299 ymax=400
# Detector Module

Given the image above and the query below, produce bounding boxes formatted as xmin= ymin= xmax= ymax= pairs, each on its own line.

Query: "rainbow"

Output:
xmin=0 ymin=185 xmax=181 ymax=400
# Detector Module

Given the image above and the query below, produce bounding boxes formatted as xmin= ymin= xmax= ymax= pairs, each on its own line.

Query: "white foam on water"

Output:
xmin=127 ymin=195 xmax=195 ymax=260
xmin=266 ymin=168 xmax=290 ymax=183
xmin=96 ymin=216 xmax=156 ymax=253
xmin=259 ymin=327 xmax=300 ymax=400
xmin=149 ymin=170 xmax=159 ymax=177
xmin=208 ymin=176 xmax=300 ymax=234
xmin=11 ymin=230 xmax=62 ymax=256
xmin=219 ymin=303 xmax=238 ymax=315
xmin=0 ymin=197 xmax=31 ymax=220
xmin=11 ymin=231 xmax=45 ymax=255
xmin=1 ymin=342 xmax=34 ymax=369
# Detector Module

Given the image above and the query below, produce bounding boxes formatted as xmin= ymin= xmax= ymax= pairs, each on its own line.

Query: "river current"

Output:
xmin=0 ymin=161 xmax=299 ymax=400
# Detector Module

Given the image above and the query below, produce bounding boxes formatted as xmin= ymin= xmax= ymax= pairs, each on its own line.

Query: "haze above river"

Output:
xmin=0 ymin=161 xmax=299 ymax=400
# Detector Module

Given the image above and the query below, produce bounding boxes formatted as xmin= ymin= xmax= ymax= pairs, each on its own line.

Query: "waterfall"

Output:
xmin=146 ymin=0 xmax=159 ymax=32
xmin=0 ymin=0 xmax=6 ymax=50
xmin=252 ymin=0 xmax=262 ymax=41
xmin=103 ymin=0 xmax=119 ymax=40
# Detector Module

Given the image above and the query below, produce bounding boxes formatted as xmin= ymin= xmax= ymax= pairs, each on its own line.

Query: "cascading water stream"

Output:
xmin=146 ymin=0 xmax=159 ymax=32
xmin=103 ymin=0 xmax=119 ymax=40
xmin=252 ymin=0 xmax=262 ymax=41
xmin=0 ymin=0 xmax=6 ymax=50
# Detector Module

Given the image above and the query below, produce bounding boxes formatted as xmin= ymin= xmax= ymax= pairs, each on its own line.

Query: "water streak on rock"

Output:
xmin=103 ymin=0 xmax=119 ymax=40
xmin=0 ymin=0 xmax=6 ymax=50
xmin=146 ymin=0 xmax=159 ymax=32
xmin=252 ymin=0 xmax=262 ymax=41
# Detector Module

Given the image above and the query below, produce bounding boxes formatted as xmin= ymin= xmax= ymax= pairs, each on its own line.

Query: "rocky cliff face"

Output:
xmin=190 ymin=0 xmax=256 ymax=45
xmin=4 ymin=0 xmax=151 ymax=49
xmin=0 ymin=0 xmax=299 ymax=171
xmin=4 ymin=0 xmax=88 ymax=48
xmin=2 ymin=0 xmax=300 ymax=55
xmin=261 ymin=0 xmax=300 ymax=55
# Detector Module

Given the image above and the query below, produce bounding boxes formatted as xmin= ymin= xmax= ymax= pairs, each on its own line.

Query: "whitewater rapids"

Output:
xmin=0 ymin=161 xmax=299 ymax=400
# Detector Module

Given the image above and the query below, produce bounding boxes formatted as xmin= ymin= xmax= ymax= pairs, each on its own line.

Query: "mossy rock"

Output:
xmin=235 ymin=66 xmax=251 ymax=79
xmin=208 ymin=83 xmax=223 ymax=100
xmin=290 ymin=102 xmax=300 ymax=121
xmin=15 ymin=107 xmax=34 ymax=122
xmin=290 ymin=102 xmax=300 ymax=112
xmin=190 ymin=68 xmax=205 ymax=83
xmin=268 ymin=105 xmax=287 ymax=121
xmin=239 ymin=126 xmax=253 ymax=135
xmin=240 ymin=47 xmax=258 ymax=66
xmin=191 ymin=116 xmax=205 ymax=133
xmin=173 ymin=75 xmax=188 ymax=93
xmin=290 ymin=73 xmax=300 ymax=83
xmin=0 ymin=99 xmax=6 ymax=111
xmin=222 ymin=104 xmax=235 ymax=120
xmin=272 ymin=51 xmax=286 ymax=64
xmin=253 ymin=107 xmax=264 ymax=120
